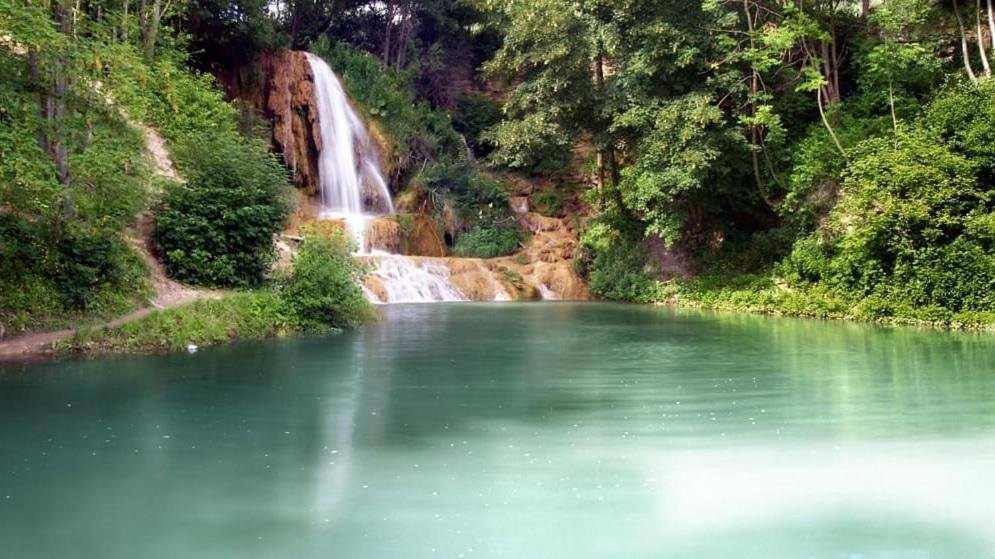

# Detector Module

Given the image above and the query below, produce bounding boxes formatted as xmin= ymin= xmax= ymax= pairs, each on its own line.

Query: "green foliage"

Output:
xmin=781 ymin=110 xmax=893 ymax=230
xmin=483 ymin=114 xmax=573 ymax=174
xmin=281 ymin=231 xmax=374 ymax=331
xmin=0 ymin=216 xmax=151 ymax=334
xmin=531 ymin=190 xmax=563 ymax=217
xmin=576 ymin=219 xmax=656 ymax=303
xmin=502 ymin=269 xmax=523 ymax=283
xmin=922 ymin=79 xmax=995 ymax=180
xmin=780 ymin=126 xmax=991 ymax=313
xmin=412 ymin=159 xmax=513 ymax=233
xmin=454 ymin=225 xmax=522 ymax=258
xmin=0 ymin=5 xmax=158 ymax=331
xmin=452 ymin=93 xmax=502 ymax=157
xmin=152 ymin=135 xmax=290 ymax=287
xmin=478 ymin=0 xmax=603 ymax=175
xmin=615 ymin=92 xmax=747 ymax=245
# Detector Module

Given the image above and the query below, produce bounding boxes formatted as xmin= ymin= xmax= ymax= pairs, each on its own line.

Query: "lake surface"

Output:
xmin=2 ymin=303 xmax=995 ymax=558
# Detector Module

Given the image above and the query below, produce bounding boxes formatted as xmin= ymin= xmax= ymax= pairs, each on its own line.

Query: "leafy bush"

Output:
xmin=453 ymin=93 xmax=502 ymax=157
xmin=454 ymin=225 xmax=522 ymax=258
xmin=778 ymin=116 xmax=994 ymax=314
xmin=576 ymin=220 xmax=657 ymax=302
xmin=152 ymin=135 xmax=290 ymax=287
xmin=54 ymin=224 xmax=148 ymax=310
xmin=281 ymin=230 xmax=373 ymax=331
xmin=413 ymin=159 xmax=512 ymax=229
xmin=483 ymin=114 xmax=573 ymax=175
xmin=922 ymin=79 xmax=995 ymax=179
xmin=531 ymin=190 xmax=563 ymax=217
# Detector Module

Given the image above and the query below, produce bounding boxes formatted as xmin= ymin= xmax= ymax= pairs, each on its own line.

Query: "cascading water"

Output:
xmin=306 ymin=52 xmax=393 ymax=251
xmin=305 ymin=53 xmax=501 ymax=303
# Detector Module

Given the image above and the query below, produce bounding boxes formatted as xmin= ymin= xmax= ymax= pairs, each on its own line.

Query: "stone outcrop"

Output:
xmin=366 ymin=215 xmax=447 ymax=257
xmin=366 ymin=217 xmax=402 ymax=253
xmin=259 ymin=50 xmax=321 ymax=196
xmin=489 ymin=208 xmax=589 ymax=300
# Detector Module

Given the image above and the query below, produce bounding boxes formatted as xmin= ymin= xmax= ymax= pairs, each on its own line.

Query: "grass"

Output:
xmin=62 ymin=291 xmax=302 ymax=355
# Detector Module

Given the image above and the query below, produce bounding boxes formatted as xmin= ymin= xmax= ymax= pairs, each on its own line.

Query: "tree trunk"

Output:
xmin=988 ymin=0 xmax=995 ymax=57
xmin=862 ymin=0 xmax=870 ymax=18
xmin=743 ymin=0 xmax=766 ymax=200
xmin=818 ymin=87 xmax=848 ymax=164
xmin=121 ymin=0 xmax=128 ymax=41
xmin=52 ymin=0 xmax=74 ymax=217
xmin=977 ymin=0 xmax=992 ymax=76
xmin=382 ymin=1 xmax=393 ymax=65
xmin=954 ymin=0 xmax=979 ymax=82
xmin=141 ymin=0 xmax=161 ymax=61
xmin=594 ymin=47 xmax=606 ymax=196
xmin=394 ymin=0 xmax=412 ymax=70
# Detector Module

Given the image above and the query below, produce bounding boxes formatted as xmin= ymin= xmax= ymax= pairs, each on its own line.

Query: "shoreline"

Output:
xmin=5 ymin=294 xmax=994 ymax=364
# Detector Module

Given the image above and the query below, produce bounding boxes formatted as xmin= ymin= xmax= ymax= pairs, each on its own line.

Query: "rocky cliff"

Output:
xmin=258 ymin=50 xmax=321 ymax=197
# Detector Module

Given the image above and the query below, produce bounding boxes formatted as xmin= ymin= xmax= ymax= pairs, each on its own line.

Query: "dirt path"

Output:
xmin=0 ymin=116 xmax=217 ymax=362
xmin=0 ymin=234 xmax=222 ymax=362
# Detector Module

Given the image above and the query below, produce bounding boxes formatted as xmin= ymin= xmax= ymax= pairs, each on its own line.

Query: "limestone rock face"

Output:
xmin=260 ymin=50 xmax=322 ymax=196
xmin=366 ymin=218 xmax=401 ymax=253
xmin=396 ymin=215 xmax=447 ymax=257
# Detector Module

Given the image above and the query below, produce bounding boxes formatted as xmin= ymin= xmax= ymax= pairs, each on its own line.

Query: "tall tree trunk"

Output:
xmin=394 ymin=0 xmax=412 ymax=70
xmin=862 ymin=0 xmax=870 ymax=18
xmin=121 ymin=0 xmax=128 ymax=41
xmin=988 ymin=0 xmax=995 ymax=57
xmin=52 ymin=0 xmax=74 ymax=217
xmin=818 ymin=87 xmax=848 ymax=164
xmin=954 ymin=0 xmax=979 ymax=82
xmin=743 ymin=0 xmax=767 ymax=201
xmin=977 ymin=0 xmax=992 ymax=76
xmin=594 ymin=46 xmax=606 ymax=197
xmin=382 ymin=1 xmax=394 ymax=65
xmin=141 ymin=0 xmax=161 ymax=61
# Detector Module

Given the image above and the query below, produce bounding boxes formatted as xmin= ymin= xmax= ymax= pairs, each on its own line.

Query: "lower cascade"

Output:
xmin=362 ymin=256 xmax=468 ymax=304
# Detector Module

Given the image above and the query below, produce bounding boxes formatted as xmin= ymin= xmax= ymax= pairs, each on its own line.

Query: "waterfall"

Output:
xmin=306 ymin=52 xmax=393 ymax=250
xmin=306 ymin=53 xmax=503 ymax=304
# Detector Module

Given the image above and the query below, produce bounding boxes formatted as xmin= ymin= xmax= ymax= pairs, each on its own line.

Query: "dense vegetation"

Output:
xmin=5 ymin=0 xmax=995 ymax=340
xmin=473 ymin=0 xmax=995 ymax=327
xmin=67 ymin=229 xmax=372 ymax=353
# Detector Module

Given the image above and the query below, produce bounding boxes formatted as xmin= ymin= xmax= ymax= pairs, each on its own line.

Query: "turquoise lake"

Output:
xmin=2 ymin=303 xmax=995 ymax=558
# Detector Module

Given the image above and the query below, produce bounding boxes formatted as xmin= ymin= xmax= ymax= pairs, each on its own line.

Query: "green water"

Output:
xmin=2 ymin=303 xmax=995 ymax=558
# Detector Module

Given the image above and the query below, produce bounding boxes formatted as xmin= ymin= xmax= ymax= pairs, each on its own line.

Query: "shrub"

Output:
xmin=152 ymin=135 xmax=290 ymax=287
xmin=531 ymin=190 xmax=563 ymax=217
xmin=576 ymin=220 xmax=657 ymax=302
xmin=454 ymin=225 xmax=522 ymax=258
xmin=453 ymin=93 xmax=502 ymax=157
xmin=281 ymin=230 xmax=373 ymax=331
xmin=54 ymin=224 xmax=148 ymax=310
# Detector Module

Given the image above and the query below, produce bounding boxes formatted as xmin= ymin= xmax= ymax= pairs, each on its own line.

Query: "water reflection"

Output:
xmin=1 ymin=303 xmax=995 ymax=558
